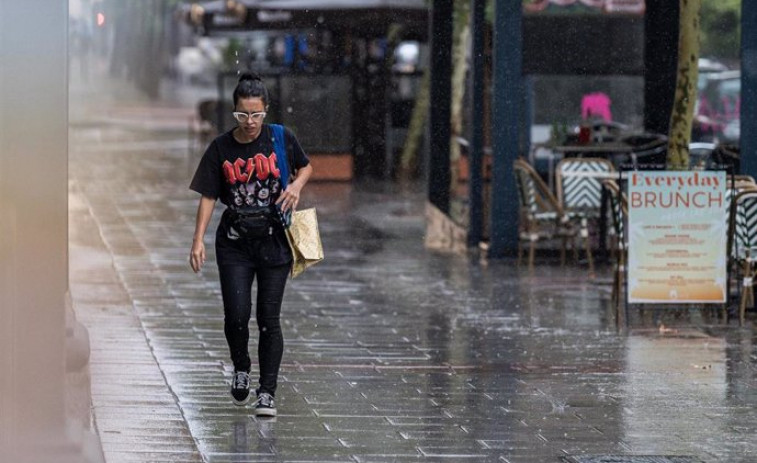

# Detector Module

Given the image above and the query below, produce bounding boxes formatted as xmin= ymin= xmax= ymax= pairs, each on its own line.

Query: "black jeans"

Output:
xmin=218 ymin=263 xmax=290 ymax=397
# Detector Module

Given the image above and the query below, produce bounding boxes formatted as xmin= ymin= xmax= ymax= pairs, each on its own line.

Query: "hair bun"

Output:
xmin=238 ymin=72 xmax=262 ymax=83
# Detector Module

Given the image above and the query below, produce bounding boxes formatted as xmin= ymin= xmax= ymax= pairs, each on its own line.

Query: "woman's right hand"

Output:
xmin=190 ymin=196 xmax=216 ymax=273
xmin=190 ymin=239 xmax=206 ymax=273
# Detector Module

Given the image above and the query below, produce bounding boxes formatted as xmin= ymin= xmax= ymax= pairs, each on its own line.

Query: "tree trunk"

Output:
xmin=449 ymin=1 xmax=471 ymax=190
xmin=399 ymin=70 xmax=430 ymax=178
xmin=399 ymin=1 xmax=471 ymax=182
xmin=667 ymin=0 xmax=702 ymax=170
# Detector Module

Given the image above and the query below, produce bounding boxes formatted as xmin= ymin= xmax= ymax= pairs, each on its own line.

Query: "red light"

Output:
xmin=96 ymin=13 xmax=105 ymax=27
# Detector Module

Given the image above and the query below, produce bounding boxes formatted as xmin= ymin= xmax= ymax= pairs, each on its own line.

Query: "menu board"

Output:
xmin=627 ymin=171 xmax=727 ymax=303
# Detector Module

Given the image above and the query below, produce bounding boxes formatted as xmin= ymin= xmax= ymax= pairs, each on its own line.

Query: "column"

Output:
xmin=644 ymin=0 xmax=679 ymax=135
xmin=741 ymin=0 xmax=757 ymax=177
xmin=489 ymin=0 xmax=522 ymax=257
xmin=0 ymin=1 xmax=103 ymax=461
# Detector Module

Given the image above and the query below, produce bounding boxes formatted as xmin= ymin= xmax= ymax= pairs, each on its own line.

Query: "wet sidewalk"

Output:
xmin=68 ymin=74 xmax=757 ymax=463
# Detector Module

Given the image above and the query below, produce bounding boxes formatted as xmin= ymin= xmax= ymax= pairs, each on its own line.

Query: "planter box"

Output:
xmin=308 ymin=153 xmax=353 ymax=181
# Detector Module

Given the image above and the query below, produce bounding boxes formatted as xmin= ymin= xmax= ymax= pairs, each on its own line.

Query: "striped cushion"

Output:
xmin=559 ymin=160 xmax=613 ymax=210
xmin=733 ymin=192 xmax=757 ymax=258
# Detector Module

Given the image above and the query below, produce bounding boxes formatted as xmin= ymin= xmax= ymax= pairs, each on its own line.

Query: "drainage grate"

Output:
xmin=562 ymin=457 xmax=706 ymax=463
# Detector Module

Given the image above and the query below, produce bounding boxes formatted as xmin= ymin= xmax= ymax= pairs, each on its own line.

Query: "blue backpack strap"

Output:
xmin=270 ymin=124 xmax=289 ymax=190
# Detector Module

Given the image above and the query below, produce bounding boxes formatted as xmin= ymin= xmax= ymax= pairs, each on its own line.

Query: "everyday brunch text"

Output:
xmin=630 ymin=172 xmax=724 ymax=209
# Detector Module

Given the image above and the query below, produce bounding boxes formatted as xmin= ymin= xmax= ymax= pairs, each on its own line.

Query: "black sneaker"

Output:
xmin=230 ymin=371 xmax=251 ymax=406
xmin=253 ymin=392 xmax=277 ymax=417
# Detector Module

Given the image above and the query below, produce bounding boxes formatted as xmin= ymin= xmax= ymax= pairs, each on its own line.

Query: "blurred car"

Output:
xmin=697 ymin=57 xmax=728 ymax=91
xmin=692 ymin=70 xmax=740 ymax=144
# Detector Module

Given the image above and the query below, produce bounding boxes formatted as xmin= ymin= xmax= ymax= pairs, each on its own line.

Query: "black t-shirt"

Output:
xmin=190 ymin=124 xmax=310 ymax=209
xmin=190 ymin=124 xmax=310 ymax=267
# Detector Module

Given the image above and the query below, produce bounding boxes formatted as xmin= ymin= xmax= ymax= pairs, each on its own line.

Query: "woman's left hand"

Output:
xmin=276 ymin=182 xmax=302 ymax=212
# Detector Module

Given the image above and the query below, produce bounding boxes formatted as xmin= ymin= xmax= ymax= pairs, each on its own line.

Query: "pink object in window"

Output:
xmin=581 ymin=92 xmax=613 ymax=122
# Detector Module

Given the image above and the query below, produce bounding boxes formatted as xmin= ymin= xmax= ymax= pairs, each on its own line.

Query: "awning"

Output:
xmin=254 ymin=0 xmax=426 ymax=9
xmin=178 ymin=0 xmax=428 ymax=38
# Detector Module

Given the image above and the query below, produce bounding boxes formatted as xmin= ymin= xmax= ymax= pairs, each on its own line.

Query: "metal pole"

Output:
xmin=467 ymin=0 xmax=485 ymax=248
xmin=428 ymin=0 xmax=452 ymax=213
xmin=489 ymin=0 xmax=521 ymax=257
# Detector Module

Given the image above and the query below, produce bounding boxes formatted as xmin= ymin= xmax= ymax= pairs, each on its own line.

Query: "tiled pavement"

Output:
xmin=68 ymin=76 xmax=757 ymax=463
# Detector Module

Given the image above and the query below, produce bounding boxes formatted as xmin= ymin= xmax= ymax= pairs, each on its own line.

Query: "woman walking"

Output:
xmin=189 ymin=72 xmax=312 ymax=416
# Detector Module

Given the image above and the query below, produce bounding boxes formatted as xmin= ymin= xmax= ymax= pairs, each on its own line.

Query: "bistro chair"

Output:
xmin=711 ymin=143 xmax=740 ymax=173
xmin=620 ymin=133 xmax=668 ymax=170
xmin=725 ymin=180 xmax=757 ymax=265
xmin=602 ymin=179 xmax=627 ymax=316
xmin=555 ymin=157 xmax=616 ymax=275
xmin=728 ymin=185 xmax=757 ymax=325
xmin=724 ymin=178 xmax=757 ymax=218
xmin=733 ymin=174 xmax=756 ymax=184
xmin=513 ymin=158 xmax=578 ymax=269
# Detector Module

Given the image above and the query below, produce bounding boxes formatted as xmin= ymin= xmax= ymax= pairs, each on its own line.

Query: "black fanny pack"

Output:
xmin=227 ymin=207 xmax=276 ymax=239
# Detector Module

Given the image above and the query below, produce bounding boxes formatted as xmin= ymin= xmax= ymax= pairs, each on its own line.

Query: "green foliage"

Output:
xmin=223 ymin=38 xmax=243 ymax=71
xmin=700 ymin=0 xmax=740 ymax=61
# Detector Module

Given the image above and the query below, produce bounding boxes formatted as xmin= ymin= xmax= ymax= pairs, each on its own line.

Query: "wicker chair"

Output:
xmin=513 ymin=158 xmax=578 ymax=268
xmin=733 ymin=175 xmax=756 ymax=185
xmin=602 ymin=179 xmax=628 ymax=316
xmin=728 ymin=185 xmax=757 ymax=325
xmin=555 ymin=157 xmax=616 ymax=275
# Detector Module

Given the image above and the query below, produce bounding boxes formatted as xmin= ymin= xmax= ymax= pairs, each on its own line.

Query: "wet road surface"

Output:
xmin=68 ymin=76 xmax=757 ymax=463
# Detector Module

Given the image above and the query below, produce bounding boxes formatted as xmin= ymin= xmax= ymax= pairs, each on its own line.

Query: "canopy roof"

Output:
xmin=255 ymin=0 xmax=426 ymax=8
xmin=178 ymin=0 xmax=428 ymax=38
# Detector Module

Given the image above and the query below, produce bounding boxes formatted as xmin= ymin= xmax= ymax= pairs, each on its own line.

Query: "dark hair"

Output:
xmin=233 ymin=72 xmax=269 ymax=108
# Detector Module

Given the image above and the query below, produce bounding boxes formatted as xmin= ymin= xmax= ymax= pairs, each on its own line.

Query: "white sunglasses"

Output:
xmin=232 ymin=111 xmax=267 ymax=123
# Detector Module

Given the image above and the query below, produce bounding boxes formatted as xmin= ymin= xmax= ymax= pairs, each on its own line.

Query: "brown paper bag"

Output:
xmin=285 ymin=208 xmax=324 ymax=278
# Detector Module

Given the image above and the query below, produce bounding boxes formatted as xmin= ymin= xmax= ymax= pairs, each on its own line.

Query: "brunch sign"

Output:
xmin=627 ymin=171 xmax=727 ymax=303
xmin=629 ymin=171 xmax=724 ymax=209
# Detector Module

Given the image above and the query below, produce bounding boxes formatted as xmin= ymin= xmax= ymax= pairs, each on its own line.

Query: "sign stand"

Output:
xmin=619 ymin=164 xmax=732 ymax=328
